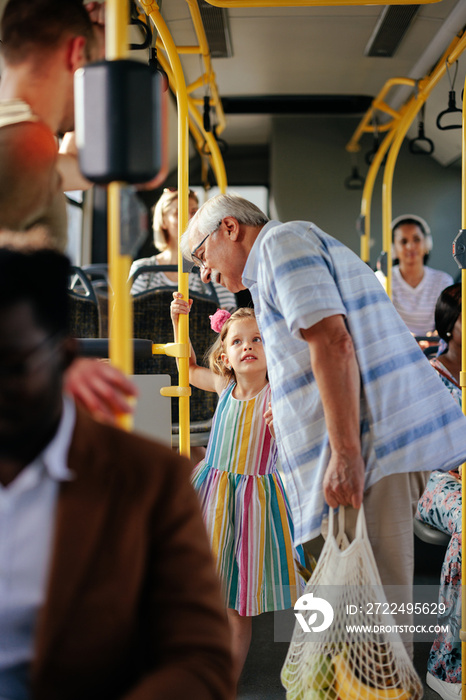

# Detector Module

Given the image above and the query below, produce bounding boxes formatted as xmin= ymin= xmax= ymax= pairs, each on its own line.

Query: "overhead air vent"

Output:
xmin=364 ymin=5 xmax=420 ymax=58
xmin=198 ymin=1 xmax=233 ymax=58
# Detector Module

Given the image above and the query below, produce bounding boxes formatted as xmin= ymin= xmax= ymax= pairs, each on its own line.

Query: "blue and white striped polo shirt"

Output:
xmin=243 ymin=220 xmax=466 ymax=543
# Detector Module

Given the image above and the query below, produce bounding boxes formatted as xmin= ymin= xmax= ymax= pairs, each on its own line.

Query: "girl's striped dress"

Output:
xmin=191 ymin=381 xmax=305 ymax=616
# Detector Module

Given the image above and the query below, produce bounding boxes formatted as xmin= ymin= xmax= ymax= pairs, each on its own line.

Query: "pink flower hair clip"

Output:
xmin=210 ymin=309 xmax=231 ymax=333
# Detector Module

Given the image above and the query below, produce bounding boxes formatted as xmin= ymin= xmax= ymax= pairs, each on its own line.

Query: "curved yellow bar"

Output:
xmin=156 ymin=50 xmax=228 ymax=193
xmin=461 ymin=80 xmax=466 ymax=700
xmin=141 ymin=1 xmax=191 ymax=457
xmin=203 ymin=0 xmax=439 ymax=6
xmin=188 ymin=100 xmax=228 ymax=192
xmin=359 ymin=128 xmax=396 ymax=263
xmin=382 ymin=30 xmax=466 ymax=298
xmin=346 ymin=79 xmax=415 ymax=264
xmin=106 ymin=0 xmax=133 ymax=431
xmin=346 ymin=78 xmax=415 ymax=154
xmin=185 ymin=0 xmax=227 ymax=135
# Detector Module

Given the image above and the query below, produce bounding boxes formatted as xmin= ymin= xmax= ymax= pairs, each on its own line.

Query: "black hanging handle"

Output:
xmin=436 ymin=91 xmax=462 ymax=131
xmin=409 ymin=121 xmax=434 ymax=155
xmin=203 ymin=95 xmax=211 ymax=132
xmin=344 ymin=166 xmax=364 ymax=190
xmin=129 ymin=17 xmax=152 ymax=50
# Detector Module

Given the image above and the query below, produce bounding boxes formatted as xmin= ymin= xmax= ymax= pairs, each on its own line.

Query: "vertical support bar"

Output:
xmin=382 ymin=93 xmax=426 ymax=299
xmin=106 ymin=0 xmax=133 ymax=430
xmin=461 ymin=75 xmax=466 ymax=700
xmin=143 ymin=1 xmax=191 ymax=458
xmin=360 ymin=128 xmax=396 ymax=265
xmin=106 ymin=0 xmax=127 ymax=59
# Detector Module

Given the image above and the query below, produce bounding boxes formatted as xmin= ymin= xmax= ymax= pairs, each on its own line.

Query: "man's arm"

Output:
xmin=64 ymin=358 xmax=138 ymax=424
xmin=301 ymin=314 xmax=365 ymax=509
xmin=57 ymin=132 xmax=93 ymax=192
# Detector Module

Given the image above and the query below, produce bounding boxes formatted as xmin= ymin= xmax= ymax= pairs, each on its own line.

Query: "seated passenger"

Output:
xmin=129 ymin=187 xmax=237 ymax=311
xmin=416 ymin=283 xmax=462 ymax=700
xmin=0 ymin=242 xmax=234 ymax=700
xmin=375 ymin=215 xmax=453 ymax=337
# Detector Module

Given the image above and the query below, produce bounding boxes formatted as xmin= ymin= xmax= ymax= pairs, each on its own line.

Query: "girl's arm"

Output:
xmin=171 ymin=293 xmax=223 ymax=394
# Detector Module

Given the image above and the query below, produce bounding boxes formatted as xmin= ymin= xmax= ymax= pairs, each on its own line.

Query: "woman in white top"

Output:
xmin=375 ymin=214 xmax=453 ymax=337
xmin=130 ymin=188 xmax=237 ymax=312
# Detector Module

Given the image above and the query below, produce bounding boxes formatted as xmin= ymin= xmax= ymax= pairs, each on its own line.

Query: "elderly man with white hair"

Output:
xmin=180 ymin=193 xmax=466 ymax=656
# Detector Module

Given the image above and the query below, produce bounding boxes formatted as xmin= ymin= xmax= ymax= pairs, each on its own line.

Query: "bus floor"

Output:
xmin=237 ymin=537 xmax=448 ymax=700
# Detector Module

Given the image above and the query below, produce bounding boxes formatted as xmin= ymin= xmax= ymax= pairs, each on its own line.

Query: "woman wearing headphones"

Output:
xmin=376 ymin=215 xmax=453 ymax=337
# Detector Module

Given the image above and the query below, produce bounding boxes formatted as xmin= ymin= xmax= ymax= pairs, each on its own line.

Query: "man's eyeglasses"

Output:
xmin=191 ymin=221 xmax=222 ymax=269
xmin=0 ymin=334 xmax=62 ymax=379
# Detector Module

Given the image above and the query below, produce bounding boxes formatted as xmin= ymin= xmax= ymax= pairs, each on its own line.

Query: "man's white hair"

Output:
xmin=180 ymin=193 xmax=268 ymax=263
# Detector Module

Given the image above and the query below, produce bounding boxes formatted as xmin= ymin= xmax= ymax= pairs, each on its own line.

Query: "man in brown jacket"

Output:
xmin=0 ymin=243 xmax=234 ymax=700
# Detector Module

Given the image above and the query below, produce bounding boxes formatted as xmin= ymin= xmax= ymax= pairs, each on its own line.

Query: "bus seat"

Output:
xmin=129 ymin=264 xmax=221 ymax=305
xmin=132 ymin=287 xmax=219 ymax=446
xmin=68 ymin=266 xmax=100 ymax=339
xmin=82 ymin=263 xmax=111 ymax=337
xmin=413 ymin=517 xmax=450 ymax=547
xmin=415 ymin=336 xmax=440 ymax=359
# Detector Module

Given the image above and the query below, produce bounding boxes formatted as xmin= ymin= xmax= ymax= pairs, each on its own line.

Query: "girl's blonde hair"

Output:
xmin=153 ymin=188 xmax=199 ymax=252
xmin=208 ymin=307 xmax=257 ymax=380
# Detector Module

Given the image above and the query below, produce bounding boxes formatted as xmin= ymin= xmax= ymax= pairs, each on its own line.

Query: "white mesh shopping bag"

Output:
xmin=281 ymin=506 xmax=423 ymax=700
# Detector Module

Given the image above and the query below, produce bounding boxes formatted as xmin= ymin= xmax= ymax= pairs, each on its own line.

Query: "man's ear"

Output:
xmin=66 ymin=35 xmax=87 ymax=73
xmin=223 ymin=216 xmax=241 ymax=241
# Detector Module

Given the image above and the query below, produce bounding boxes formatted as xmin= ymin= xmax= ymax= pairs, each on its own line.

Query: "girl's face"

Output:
xmin=221 ymin=318 xmax=267 ymax=377
xmin=393 ymin=223 xmax=427 ymax=268
xmin=163 ymin=195 xmax=199 ymax=241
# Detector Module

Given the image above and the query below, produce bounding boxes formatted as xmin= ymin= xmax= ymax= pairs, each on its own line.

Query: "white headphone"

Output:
xmin=391 ymin=214 xmax=433 ymax=260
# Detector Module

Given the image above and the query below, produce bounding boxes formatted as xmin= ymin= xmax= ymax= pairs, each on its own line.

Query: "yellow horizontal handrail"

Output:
xmin=152 ymin=342 xmax=190 ymax=357
xmin=177 ymin=46 xmax=202 ymax=54
xmin=161 ymin=386 xmax=191 ymax=398
xmin=346 ymin=78 xmax=416 ymax=154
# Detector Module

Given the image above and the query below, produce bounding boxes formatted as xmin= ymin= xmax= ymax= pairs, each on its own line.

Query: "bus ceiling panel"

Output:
xmin=165 ymin=2 xmax=459 ymax=101
xmin=161 ymin=0 xmax=463 ymax=170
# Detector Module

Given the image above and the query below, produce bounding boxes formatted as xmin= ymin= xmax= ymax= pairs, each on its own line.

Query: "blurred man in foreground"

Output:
xmin=0 ymin=240 xmax=234 ymax=700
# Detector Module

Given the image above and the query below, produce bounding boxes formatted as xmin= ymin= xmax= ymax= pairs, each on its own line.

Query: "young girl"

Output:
xmin=171 ymin=293 xmax=305 ymax=679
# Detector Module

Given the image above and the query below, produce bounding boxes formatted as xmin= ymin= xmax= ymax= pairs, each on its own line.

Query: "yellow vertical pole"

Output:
xmin=142 ymin=1 xmax=191 ymax=457
xmin=106 ymin=0 xmax=133 ymax=430
xmin=382 ymin=92 xmax=427 ymax=299
xmin=461 ymin=75 xmax=466 ymax=700
xmin=359 ymin=128 xmax=396 ymax=265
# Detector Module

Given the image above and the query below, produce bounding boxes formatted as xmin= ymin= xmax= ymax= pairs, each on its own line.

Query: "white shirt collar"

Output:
xmin=39 ymin=396 xmax=76 ymax=482
xmin=242 ymin=221 xmax=280 ymax=288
